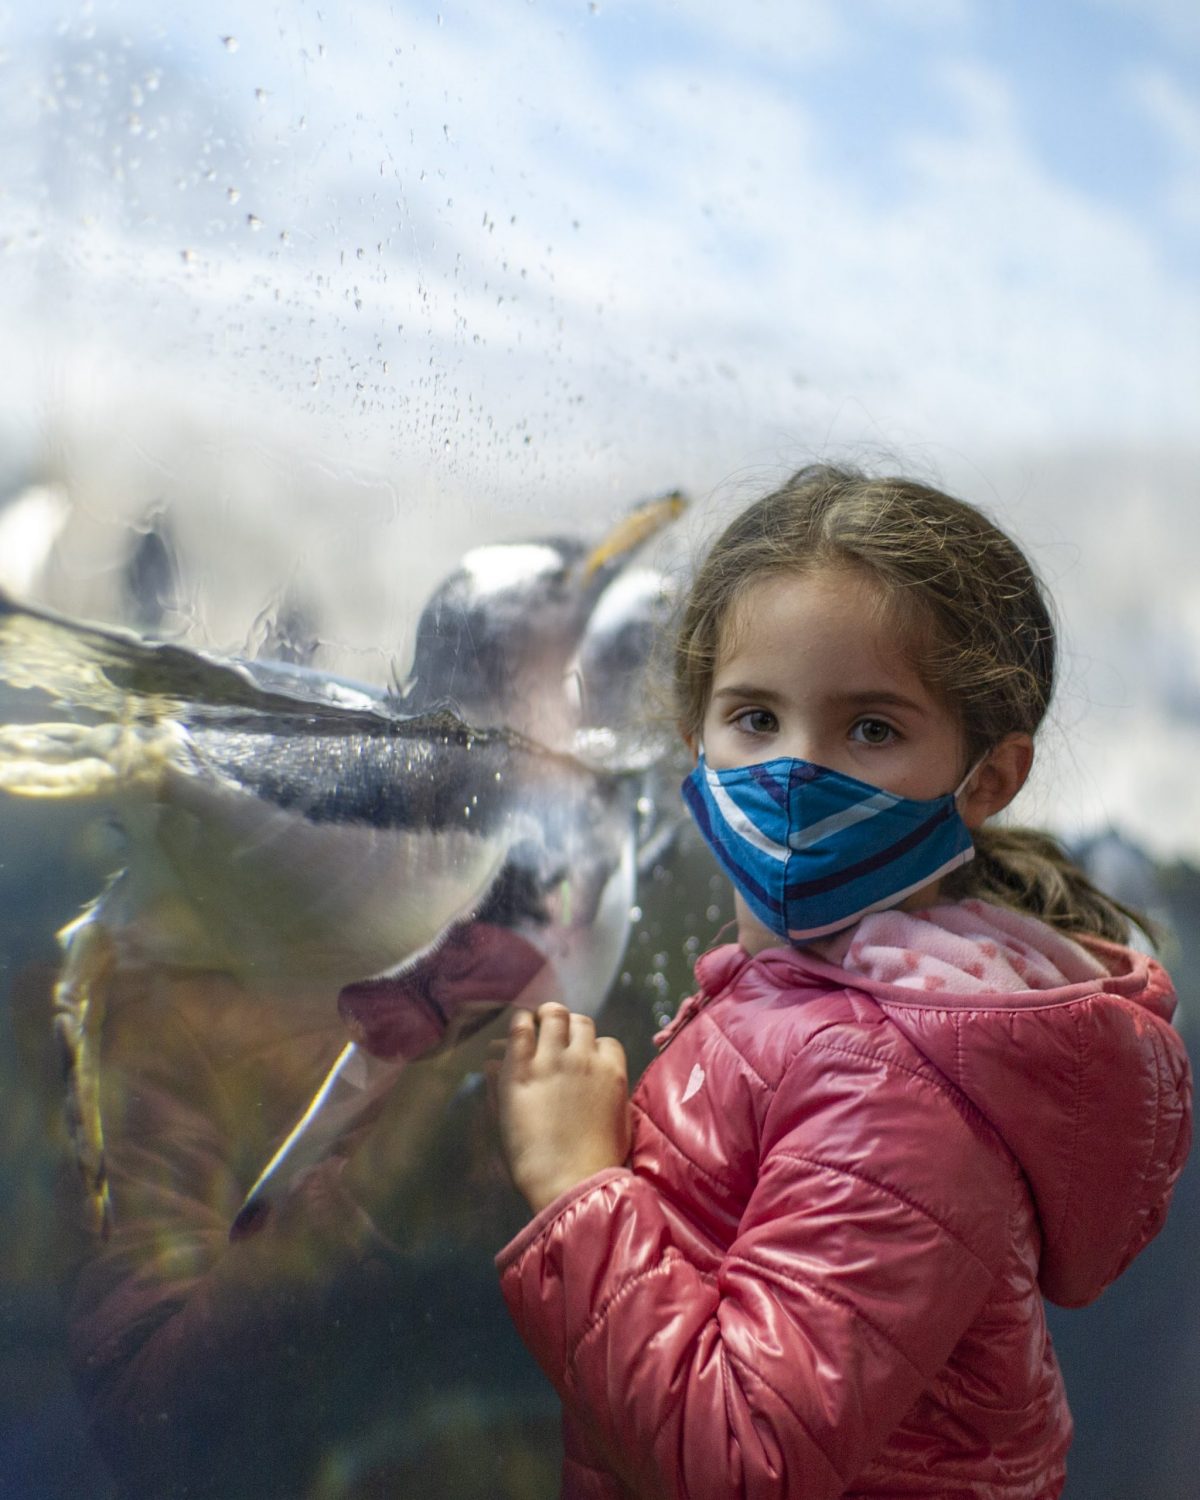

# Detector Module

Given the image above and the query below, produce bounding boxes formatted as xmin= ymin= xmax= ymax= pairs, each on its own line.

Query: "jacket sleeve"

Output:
xmin=496 ymin=1031 xmax=1015 ymax=1500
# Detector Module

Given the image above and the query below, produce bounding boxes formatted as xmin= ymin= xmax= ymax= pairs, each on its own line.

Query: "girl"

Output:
xmin=491 ymin=465 xmax=1192 ymax=1500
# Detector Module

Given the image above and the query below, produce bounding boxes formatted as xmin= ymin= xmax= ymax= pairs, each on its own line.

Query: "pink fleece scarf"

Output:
xmin=816 ymin=898 xmax=1109 ymax=994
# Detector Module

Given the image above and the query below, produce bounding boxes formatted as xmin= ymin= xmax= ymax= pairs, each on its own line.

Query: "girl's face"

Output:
xmin=699 ymin=567 xmax=976 ymax=950
xmin=702 ymin=567 xmax=966 ymax=796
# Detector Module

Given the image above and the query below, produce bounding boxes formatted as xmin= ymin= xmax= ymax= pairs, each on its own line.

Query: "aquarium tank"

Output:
xmin=0 ymin=3 xmax=1196 ymax=1497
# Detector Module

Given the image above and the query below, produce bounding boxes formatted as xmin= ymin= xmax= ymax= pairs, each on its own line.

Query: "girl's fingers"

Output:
xmin=568 ymin=1012 xmax=596 ymax=1047
xmin=534 ymin=1001 xmax=571 ymax=1053
xmin=504 ymin=1007 xmax=537 ymax=1067
xmin=597 ymin=1035 xmax=628 ymax=1077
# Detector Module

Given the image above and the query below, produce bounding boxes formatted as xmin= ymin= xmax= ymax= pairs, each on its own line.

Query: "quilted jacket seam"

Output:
xmin=728 ymin=1253 xmax=937 ymax=1382
xmin=1140 ymin=1021 xmax=1169 ymax=1201
xmin=852 ymin=1454 xmax=1067 ymax=1490
xmin=566 ymin=1248 xmax=695 ymax=1378
xmin=631 ymin=1098 xmax=735 ymax=1198
xmin=1104 ymin=1015 xmax=1171 ymax=1281
xmin=807 ymin=1035 xmax=998 ymax=1141
xmin=709 ymin=1014 xmax=772 ymax=1091
xmin=806 ymin=1035 xmax=944 ymax=1088
xmin=767 ymin=1150 xmax=999 ymax=1271
xmin=1049 ymin=1008 xmax=1084 ymax=1245
xmin=643 ymin=1333 xmax=722 ymax=1455
xmin=723 ymin=1340 xmax=848 ymax=1490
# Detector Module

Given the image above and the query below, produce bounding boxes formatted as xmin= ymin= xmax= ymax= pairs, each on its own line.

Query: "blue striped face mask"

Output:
xmin=681 ymin=751 xmax=980 ymax=944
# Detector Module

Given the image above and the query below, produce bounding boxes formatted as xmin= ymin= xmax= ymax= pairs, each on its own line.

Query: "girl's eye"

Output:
xmin=732 ymin=708 xmax=778 ymax=735
xmin=852 ymin=717 xmax=895 ymax=746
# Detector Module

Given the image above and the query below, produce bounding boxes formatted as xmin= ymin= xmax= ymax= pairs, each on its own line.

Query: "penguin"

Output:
xmin=0 ymin=491 xmax=686 ymax=1239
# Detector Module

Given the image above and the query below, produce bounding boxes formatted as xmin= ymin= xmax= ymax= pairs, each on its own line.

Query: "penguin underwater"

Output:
xmin=0 ymin=492 xmax=685 ymax=1241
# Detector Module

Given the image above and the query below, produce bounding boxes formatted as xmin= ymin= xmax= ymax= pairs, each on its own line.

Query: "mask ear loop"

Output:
xmin=953 ymin=752 xmax=989 ymax=805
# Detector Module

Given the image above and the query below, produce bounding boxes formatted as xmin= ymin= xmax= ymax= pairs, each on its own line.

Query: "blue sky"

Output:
xmin=0 ymin=0 xmax=1197 ymax=853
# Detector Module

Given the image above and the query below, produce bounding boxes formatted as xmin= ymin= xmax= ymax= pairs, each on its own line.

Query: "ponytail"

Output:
xmin=945 ymin=826 xmax=1156 ymax=946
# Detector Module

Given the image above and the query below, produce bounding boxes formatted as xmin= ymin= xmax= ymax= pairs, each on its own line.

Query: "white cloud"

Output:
xmin=1127 ymin=65 xmax=1200 ymax=227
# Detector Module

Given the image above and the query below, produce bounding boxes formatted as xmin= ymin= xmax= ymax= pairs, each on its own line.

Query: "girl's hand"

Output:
xmin=490 ymin=1002 xmax=632 ymax=1215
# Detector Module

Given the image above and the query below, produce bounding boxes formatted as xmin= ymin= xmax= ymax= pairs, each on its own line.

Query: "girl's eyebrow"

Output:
xmin=830 ymin=689 xmax=928 ymax=715
xmin=710 ymin=683 xmax=786 ymax=704
xmin=712 ymin=683 xmax=928 ymax=715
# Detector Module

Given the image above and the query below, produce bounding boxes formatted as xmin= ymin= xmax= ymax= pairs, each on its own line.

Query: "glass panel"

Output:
xmin=1 ymin=3 xmax=1195 ymax=1496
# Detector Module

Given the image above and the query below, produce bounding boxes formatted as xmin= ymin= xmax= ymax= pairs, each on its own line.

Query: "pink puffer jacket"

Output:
xmin=497 ymin=918 xmax=1191 ymax=1499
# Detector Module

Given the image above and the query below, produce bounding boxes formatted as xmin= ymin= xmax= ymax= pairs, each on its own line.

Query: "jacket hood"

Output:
xmin=698 ymin=936 xmax=1192 ymax=1308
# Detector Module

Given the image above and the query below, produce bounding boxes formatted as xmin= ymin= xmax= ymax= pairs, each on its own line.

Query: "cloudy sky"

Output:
xmin=0 ymin=0 xmax=1197 ymax=855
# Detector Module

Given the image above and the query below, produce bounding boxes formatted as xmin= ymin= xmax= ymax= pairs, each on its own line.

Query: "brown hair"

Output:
xmin=674 ymin=464 xmax=1146 ymax=943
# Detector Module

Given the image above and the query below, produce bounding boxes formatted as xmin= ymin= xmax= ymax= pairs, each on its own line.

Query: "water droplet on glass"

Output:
xmin=180 ymin=248 xmax=196 ymax=265
xmin=706 ymin=904 xmax=722 ymax=922
xmin=227 ymin=186 xmax=240 ymax=203
xmin=221 ymin=35 xmax=239 ymax=53
xmin=246 ymin=213 xmax=262 ymax=231
xmin=629 ymin=905 xmax=643 ymax=923
xmin=255 ymin=87 xmax=268 ymax=104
